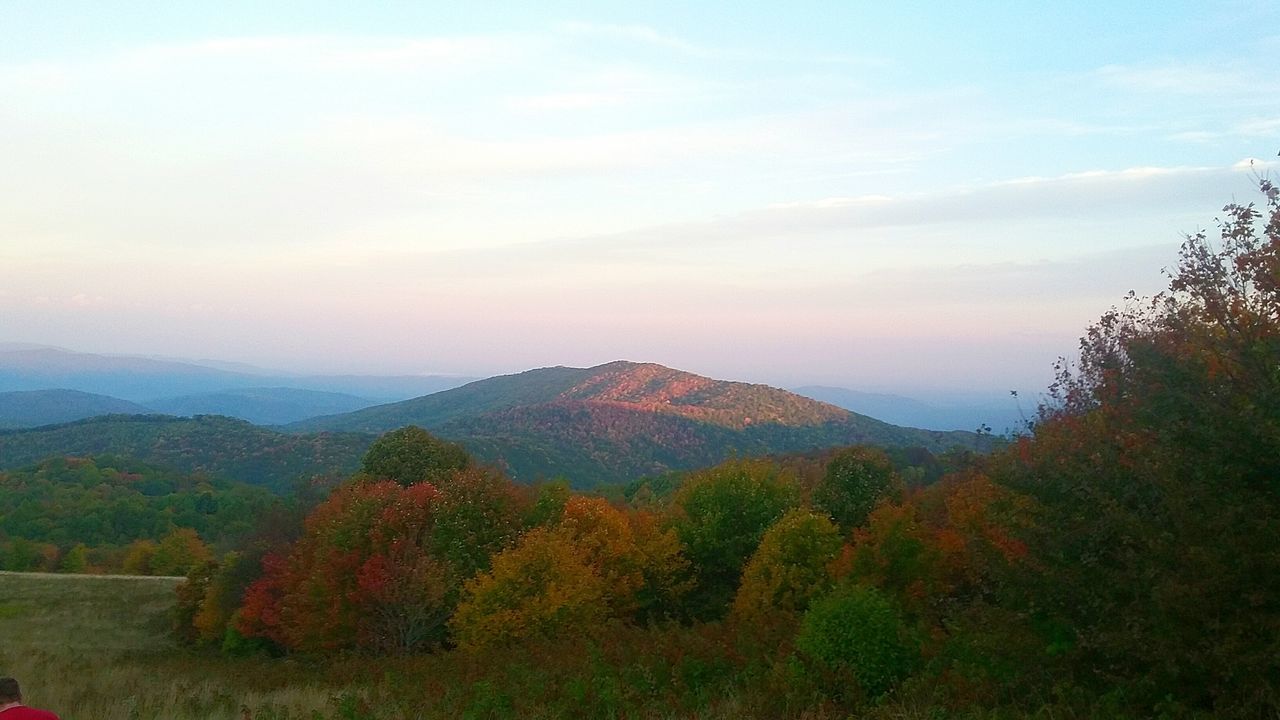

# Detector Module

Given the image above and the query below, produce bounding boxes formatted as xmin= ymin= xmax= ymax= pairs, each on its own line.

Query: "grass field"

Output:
xmin=0 ymin=572 xmax=346 ymax=720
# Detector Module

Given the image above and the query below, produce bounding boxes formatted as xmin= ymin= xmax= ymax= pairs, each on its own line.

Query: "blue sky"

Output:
xmin=0 ymin=1 xmax=1276 ymax=397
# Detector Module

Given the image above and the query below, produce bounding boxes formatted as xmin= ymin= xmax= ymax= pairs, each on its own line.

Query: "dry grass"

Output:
xmin=0 ymin=572 xmax=342 ymax=720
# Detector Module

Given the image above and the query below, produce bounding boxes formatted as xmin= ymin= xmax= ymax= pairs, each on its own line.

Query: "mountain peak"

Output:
xmin=573 ymin=362 xmax=849 ymax=429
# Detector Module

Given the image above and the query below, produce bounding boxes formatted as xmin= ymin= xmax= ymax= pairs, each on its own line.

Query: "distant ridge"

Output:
xmin=0 ymin=346 xmax=472 ymax=403
xmin=147 ymin=387 xmax=378 ymax=426
xmin=0 ymin=389 xmax=150 ymax=429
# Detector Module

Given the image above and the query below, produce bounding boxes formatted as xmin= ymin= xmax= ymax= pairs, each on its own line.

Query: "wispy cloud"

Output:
xmin=115 ymin=34 xmax=527 ymax=73
xmin=1094 ymin=61 xmax=1279 ymax=98
xmin=553 ymin=21 xmax=716 ymax=56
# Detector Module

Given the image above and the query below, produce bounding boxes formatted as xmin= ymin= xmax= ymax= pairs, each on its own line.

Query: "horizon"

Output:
xmin=2 ymin=2 xmax=1277 ymax=397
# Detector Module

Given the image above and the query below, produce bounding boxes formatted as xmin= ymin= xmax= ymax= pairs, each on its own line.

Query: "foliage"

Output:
xmin=450 ymin=526 xmax=608 ymax=650
xmin=428 ymin=466 xmax=526 ymax=582
xmin=0 ymin=455 xmax=272 ymax=575
xmin=796 ymin=584 xmax=918 ymax=700
xmin=835 ymin=473 xmax=1033 ymax=621
xmin=811 ymin=445 xmax=899 ymax=532
xmin=990 ymin=174 xmax=1280 ymax=715
xmin=360 ymin=425 xmax=470 ymax=487
xmin=451 ymin=496 xmax=691 ymax=650
xmin=0 ymin=415 xmax=372 ymax=492
xmin=733 ymin=508 xmax=842 ymax=622
xmin=150 ymin=528 xmax=214 ymax=576
xmin=672 ymin=458 xmax=801 ymax=618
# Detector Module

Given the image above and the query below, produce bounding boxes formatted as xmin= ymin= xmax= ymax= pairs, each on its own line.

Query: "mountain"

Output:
xmin=0 ymin=346 xmax=472 ymax=403
xmin=292 ymin=361 xmax=987 ymax=485
xmin=0 ymin=389 xmax=151 ymax=429
xmin=146 ymin=387 xmax=378 ymax=426
xmin=0 ymin=415 xmax=373 ymax=492
xmin=792 ymin=385 xmax=1028 ymax=433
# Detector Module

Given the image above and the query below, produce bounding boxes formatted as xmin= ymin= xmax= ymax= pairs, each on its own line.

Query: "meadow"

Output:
xmin=0 ymin=572 xmax=346 ymax=720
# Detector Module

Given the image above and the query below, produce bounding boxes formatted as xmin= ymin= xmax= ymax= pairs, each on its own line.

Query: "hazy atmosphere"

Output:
xmin=2 ymin=1 xmax=1276 ymax=395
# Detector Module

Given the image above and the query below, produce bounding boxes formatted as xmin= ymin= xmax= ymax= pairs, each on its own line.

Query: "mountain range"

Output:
xmin=0 ymin=345 xmax=472 ymax=404
xmin=0 ymin=357 xmax=990 ymax=488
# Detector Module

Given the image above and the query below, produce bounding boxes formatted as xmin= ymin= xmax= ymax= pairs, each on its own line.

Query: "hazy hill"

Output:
xmin=0 ymin=415 xmax=373 ymax=492
xmin=293 ymin=361 xmax=849 ymax=433
xmin=293 ymin=361 xmax=985 ymax=485
xmin=792 ymin=385 xmax=1027 ymax=433
xmin=0 ymin=346 xmax=472 ymax=403
xmin=0 ymin=389 xmax=151 ymax=429
xmin=146 ymin=387 xmax=377 ymax=426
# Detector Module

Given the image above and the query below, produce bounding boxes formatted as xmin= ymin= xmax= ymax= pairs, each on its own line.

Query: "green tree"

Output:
xmin=361 ymin=425 xmax=471 ymax=487
xmin=812 ymin=446 xmax=898 ymax=533
xmin=672 ymin=459 xmax=800 ymax=618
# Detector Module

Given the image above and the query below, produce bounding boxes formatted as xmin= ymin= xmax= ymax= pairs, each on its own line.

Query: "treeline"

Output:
xmin=0 ymin=455 xmax=283 ymax=575
xmin=172 ymin=178 xmax=1280 ymax=718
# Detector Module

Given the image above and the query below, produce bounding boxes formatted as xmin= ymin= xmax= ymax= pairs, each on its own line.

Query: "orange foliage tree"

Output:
xmin=451 ymin=496 xmax=690 ymax=650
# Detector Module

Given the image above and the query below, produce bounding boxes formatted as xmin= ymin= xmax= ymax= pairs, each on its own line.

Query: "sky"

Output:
xmin=1 ymin=1 xmax=1276 ymax=398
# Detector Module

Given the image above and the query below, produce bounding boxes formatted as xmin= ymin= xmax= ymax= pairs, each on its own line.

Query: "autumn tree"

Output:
xmin=733 ymin=508 xmax=842 ymax=623
xmin=122 ymin=539 xmax=158 ymax=575
xmin=450 ymin=527 xmax=607 ymax=650
xmin=450 ymin=496 xmax=690 ymax=650
xmin=150 ymin=528 xmax=213 ymax=576
xmin=993 ymin=174 xmax=1280 ymax=715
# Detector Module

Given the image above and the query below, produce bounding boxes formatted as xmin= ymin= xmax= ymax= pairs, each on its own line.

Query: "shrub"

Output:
xmin=796 ymin=584 xmax=917 ymax=699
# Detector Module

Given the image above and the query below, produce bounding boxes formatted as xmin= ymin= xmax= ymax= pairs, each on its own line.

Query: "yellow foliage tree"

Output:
xmin=451 ymin=497 xmax=692 ymax=650
xmin=122 ymin=539 xmax=158 ymax=575
xmin=450 ymin=527 xmax=607 ymax=650
xmin=151 ymin=528 xmax=214 ymax=577
xmin=733 ymin=508 xmax=842 ymax=622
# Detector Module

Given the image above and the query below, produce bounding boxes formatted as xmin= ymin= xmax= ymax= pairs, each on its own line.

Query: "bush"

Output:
xmin=796 ymin=584 xmax=917 ymax=699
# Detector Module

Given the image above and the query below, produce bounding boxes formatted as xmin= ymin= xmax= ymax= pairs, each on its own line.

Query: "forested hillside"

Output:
xmin=0 ymin=455 xmax=282 ymax=575
xmin=0 ymin=415 xmax=373 ymax=492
